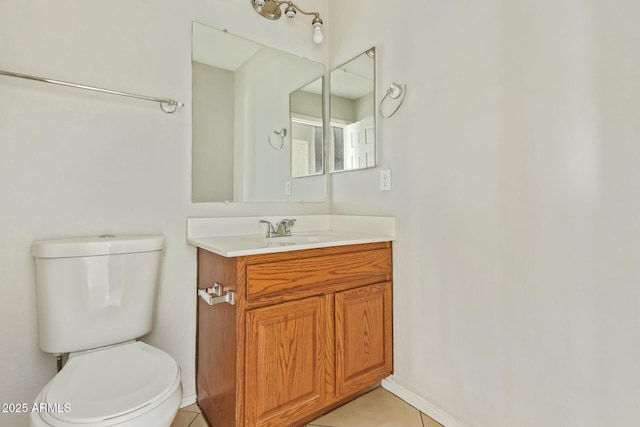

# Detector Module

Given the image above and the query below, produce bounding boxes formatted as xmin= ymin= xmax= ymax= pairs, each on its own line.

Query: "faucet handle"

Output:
xmin=259 ymin=220 xmax=276 ymax=237
xmin=281 ymin=219 xmax=296 ymax=236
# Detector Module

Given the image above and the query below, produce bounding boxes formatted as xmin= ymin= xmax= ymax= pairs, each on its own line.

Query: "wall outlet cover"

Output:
xmin=380 ymin=169 xmax=391 ymax=191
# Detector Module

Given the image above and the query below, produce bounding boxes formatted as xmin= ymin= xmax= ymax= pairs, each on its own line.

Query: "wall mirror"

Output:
xmin=192 ymin=22 xmax=326 ymax=203
xmin=329 ymin=48 xmax=376 ymax=173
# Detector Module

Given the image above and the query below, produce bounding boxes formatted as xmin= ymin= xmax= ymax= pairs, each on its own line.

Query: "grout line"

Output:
xmin=186 ymin=413 xmax=200 ymax=426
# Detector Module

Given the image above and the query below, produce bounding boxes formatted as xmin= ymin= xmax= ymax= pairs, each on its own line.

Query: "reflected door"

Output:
xmin=343 ymin=117 xmax=375 ymax=170
xmin=292 ymin=139 xmax=310 ymax=177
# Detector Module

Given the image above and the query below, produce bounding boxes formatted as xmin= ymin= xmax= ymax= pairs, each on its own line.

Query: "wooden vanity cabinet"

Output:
xmin=196 ymin=242 xmax=393 ymax=427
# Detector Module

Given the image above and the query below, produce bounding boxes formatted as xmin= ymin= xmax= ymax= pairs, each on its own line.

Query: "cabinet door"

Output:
xmin=335 ymin=282 xmax=393 ymax=396
xmin=245 ymin=296 xmax=328 ymax=427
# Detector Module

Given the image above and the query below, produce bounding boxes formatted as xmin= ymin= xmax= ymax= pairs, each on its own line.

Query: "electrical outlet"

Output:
xmin=380 ymin=169 xmax=391 ymax=191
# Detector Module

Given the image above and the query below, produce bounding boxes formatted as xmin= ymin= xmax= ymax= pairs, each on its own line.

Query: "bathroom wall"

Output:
xmin=329 ymin=1 xmax=640 ymax=426
xmin=0 ymin=1 xmax=328 ymax=426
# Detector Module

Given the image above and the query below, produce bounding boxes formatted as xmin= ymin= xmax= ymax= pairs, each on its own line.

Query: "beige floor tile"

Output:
xmin=188 ymin=413 xmax=209 ymax=427
xmin=170 ymin=411 xmax=198 ymax=427
xmin=181 ymin=403 xmax=201 ymax=413
xmin=421 ymin=412 xmax=444 ymax=427
xmin=309 ymin=388 xmax=423 ymax=427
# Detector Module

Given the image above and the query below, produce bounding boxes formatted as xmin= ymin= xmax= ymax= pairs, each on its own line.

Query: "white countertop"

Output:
xmin=186 ymin=215 xmax=395 ymax=257
xmin=188 ymin=231 xmax=393 ymax=257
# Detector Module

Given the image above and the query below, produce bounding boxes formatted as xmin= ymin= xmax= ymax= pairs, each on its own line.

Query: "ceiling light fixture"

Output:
xmin=251 ymin=0 xmax=324 ymax=44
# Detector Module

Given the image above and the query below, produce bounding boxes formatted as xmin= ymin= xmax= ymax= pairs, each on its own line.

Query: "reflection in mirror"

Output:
xmin=191 ymin=22 xmax=325 ymax=203
xmin=290 ymin=78 xmax=324 ymax=178
xmin=329 ymin=48 xmax=376 ymax=173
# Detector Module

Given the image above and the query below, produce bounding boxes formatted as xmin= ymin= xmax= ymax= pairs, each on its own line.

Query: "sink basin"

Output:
xmin=272 ymin=234 xmax=337 ymax=243
xmin=244 ymin=233 xmax=338 ymax=247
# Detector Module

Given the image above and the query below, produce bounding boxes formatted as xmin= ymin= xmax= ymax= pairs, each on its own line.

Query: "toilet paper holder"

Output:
xmin=198 ymin=283 xmax=235 ymax=306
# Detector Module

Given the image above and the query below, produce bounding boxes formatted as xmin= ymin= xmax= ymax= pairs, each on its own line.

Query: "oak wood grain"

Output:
xmin=247 ymin=248 xmax=391 ymax=300
xmin=244 ymin=242 xmax=391 ymax=265
xmin=335 ymin=282 xmax=393 ymax=396
xmin=245 ymin=296 xmax=328 ymax=427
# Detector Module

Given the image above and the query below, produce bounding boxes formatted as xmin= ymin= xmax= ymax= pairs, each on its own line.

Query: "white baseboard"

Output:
xmin=180 ymin=392 xmax=197 ymax=409
xmin=381 ymin=377 xmax=468 ymax=427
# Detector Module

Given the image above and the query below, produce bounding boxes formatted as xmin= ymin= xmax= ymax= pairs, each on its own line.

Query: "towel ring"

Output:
xmin=268 ymin=128 xmax=287 ymax=150
xmin=379 ymin=83 xmax=406 ymax=119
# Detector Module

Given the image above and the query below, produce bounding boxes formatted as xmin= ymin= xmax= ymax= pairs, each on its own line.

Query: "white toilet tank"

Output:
xmin=32 ymin=235 xmax=164 ymax=354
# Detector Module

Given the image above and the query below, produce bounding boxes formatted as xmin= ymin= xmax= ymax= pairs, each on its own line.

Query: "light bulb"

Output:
xmin=312 ymin=22 xmax=323 ymax=44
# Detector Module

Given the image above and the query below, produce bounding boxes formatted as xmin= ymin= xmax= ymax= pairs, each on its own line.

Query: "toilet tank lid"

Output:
xmin=32 ymin=235 xmax=164 ymax=258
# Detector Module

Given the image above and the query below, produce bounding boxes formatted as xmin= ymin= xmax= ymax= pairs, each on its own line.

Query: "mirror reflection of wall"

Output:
xmin=192 ymin=61 xmax=234 ymax=202
xmin=191 ymin=22 xmax=325 ymax=203
xmin=329 ymin=48 xmax=376 ymax=173
xmin=290 ymin=78 xmax=324 ymax=178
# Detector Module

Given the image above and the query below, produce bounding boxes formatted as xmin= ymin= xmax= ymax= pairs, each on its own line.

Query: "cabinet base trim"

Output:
xmin=294 ymin=382 xmax=381 ymax=427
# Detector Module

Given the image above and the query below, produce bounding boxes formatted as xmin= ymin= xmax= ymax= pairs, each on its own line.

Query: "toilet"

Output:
xmin=30 ymin=235 xmax=183 ymax=427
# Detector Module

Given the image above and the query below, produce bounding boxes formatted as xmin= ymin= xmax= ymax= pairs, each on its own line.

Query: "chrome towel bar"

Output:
xmin=0 ymin=68 xmax=184 ymax=113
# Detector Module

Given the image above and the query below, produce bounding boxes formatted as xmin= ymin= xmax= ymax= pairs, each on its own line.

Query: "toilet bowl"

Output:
xmin=29 ymin=342 xmax=182 ymax=427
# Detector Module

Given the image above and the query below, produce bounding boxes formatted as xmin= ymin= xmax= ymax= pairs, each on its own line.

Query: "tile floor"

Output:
xmin=171 ymin=387 xmax=444 ymax=427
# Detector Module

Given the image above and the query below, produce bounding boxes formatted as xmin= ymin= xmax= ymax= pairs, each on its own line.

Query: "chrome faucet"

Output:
xmin=259 ymin=219 xmax=296 ymax=238
xmin=275 ymin=219 xmax=296 ymax=237
xmin=259 ymin=220 xmax=276 ymax=237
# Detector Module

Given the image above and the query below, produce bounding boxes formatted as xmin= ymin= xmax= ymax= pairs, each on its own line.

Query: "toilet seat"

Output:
xmin=33 ymin=341 xmax=181 ymax=426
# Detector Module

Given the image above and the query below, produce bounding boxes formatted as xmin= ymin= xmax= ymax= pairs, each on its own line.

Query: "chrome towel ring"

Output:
xmin=379 ymin=82 xmax=406 ymax=119
xmin=268 ymin=128 xmax=287 ymax=150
